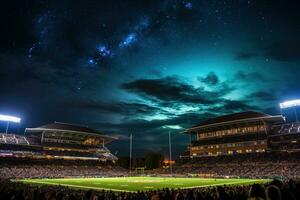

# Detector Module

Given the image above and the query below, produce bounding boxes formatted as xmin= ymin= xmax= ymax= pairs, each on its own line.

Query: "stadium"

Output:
xmin=1 ymin=100 xmax=300 ymax=200
xmin=2 ymin=0 xmax=300 ymax=199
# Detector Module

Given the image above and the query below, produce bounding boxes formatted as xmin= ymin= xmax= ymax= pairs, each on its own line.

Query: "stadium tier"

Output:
xmin=0 ymin=122 xmax=117 ymax=161
xmin=184 ymin=111 xmax=299 ymax=157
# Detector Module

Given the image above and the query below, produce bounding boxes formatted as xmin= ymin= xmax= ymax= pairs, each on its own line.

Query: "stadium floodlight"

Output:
xmin=0 ymin=114 xmax=21 ymax=123
xmin=280 ymin=99 xmax=300 ymax=109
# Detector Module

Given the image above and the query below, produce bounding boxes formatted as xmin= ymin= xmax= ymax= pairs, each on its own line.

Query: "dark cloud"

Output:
xmin=61 ymin=99 xmax=166 ymax=118
xmin=198 ymin=72 xmax=219 ymax=85
xmin=205 ymin=99 xmax=258 ymax=115
xmin=247 ymin=91 xmax=277 ymax=101
xmin=222 ymin=100 xmax=258 ymax=113
xmin=121 ymin=76 xmax=232 ymax=105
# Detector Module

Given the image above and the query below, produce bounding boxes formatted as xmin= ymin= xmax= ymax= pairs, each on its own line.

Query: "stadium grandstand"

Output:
xmin=154 ymin=110 xmax=300 ymax=181
xmin=24 ymin=122 xmax=117 ymax=161
xmin=183 ymin=110 xmax=300 ymax=158
xmin=0 ymin=122 xmax=117 ymax=161
xmin=185 ymin=111 xmax=285 ymax=157
xmin=0 ymin=122 xmax=126 ymax=180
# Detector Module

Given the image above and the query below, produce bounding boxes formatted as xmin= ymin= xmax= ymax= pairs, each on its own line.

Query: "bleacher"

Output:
xmin=0 ymin=133 xmax=29 ymax=145
xmin=270 ymin=123 xmax=300 ymax=136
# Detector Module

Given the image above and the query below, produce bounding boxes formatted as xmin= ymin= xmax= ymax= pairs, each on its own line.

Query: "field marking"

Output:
xmin=180 ymin=180 xmax=267 ymax=189
xmin=127 ymin=180 xmax=161 ymax=183
xmin=19 ymin=180 xmax=134 ymax=192
xmin=144 ymin=186 xmax=154 ymax=189
xmin=18 ymin=178 xmax=269 ymax=193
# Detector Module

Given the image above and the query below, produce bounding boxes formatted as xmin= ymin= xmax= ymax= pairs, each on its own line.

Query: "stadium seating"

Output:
xmin=0 ymin=158 xmax=127 ymax=179
xmin=168 ymin=152 xmax=300 ymax=180
xmin=0 ymin=133 xmax=29 ymax=145
xmin=271 ymin=123 xmax=300 ymax=135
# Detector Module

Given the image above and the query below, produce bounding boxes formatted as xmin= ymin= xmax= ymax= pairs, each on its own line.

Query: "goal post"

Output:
xmin=134 ymin=167 xmax=145 ymax=176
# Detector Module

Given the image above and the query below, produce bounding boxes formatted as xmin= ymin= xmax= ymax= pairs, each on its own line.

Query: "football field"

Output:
xmin=18 ymin=177 xmax=269 ymax=192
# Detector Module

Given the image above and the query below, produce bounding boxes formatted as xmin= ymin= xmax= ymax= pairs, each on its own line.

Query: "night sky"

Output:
xmin=1 ymin=0 xmax=300 ymax=158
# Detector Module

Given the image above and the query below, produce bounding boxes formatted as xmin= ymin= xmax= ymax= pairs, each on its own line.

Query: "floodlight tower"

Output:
xmin=0 ymin=114 xmax=21 ymax=134
xmin=168 ymin=131 xmax=173 ymax=177
xmin=129 ymin=133 xmax=132 ymax=176
xmin=279 ymin=100 xmax=300 ymax=122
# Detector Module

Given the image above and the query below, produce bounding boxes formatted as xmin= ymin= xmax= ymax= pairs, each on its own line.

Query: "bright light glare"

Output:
xmin=280 ymin=99 xmax=300 ymax=109
xmin=163 ymin=125 xmax=183 ymax=130
xmin=0 ymin=114 xmax=21 ymax=123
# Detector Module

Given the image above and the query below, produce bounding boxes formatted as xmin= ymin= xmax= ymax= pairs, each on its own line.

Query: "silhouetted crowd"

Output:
xmin=1 ymin=178 xmax=300 ymax=200
xmin=0 ymin=164 xmax=127 ymax=179
xmin=167 ymin=152 xmax=300 ymax=180
xmin=0 ymin=158 xmax=128 ymax=179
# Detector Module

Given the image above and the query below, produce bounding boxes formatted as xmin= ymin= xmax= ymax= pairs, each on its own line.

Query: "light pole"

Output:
xmin=5 ymin=122 xmax=9 ymax=134
xmin=129 ymin=133 xmax=132 ymax=176
xmin=168 ymin=131 xmax=173 ymax=177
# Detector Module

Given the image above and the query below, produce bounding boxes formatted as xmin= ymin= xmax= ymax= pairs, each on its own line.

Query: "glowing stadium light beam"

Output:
xmin=280 ymin=100 xmax=300 ymax=123
xmin=280 ymin=99 xmax=300 ymax=109
xmin=0 ymin=114 xmax=21 ymax=123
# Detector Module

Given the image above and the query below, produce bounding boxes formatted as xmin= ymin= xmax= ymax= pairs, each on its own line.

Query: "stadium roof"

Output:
xmin=25 ymin=122 xmax=117 ymax=142
xmin=187 ymin=111 xmax=285 ymax=132
xmin=37 ymin=122 xmax=101 ymax=134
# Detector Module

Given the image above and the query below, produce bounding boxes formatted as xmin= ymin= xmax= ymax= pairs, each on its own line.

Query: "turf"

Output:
xmin=18 ymin=177 xmax=269 ymax=192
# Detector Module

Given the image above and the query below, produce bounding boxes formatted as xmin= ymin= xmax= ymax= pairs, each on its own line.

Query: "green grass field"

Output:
xmin=18 ymin=177 xmax=269 ymax=192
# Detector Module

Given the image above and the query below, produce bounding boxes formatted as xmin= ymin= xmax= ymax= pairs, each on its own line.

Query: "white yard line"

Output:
xmin=181 ymin=180 xmax=266 ymax=189
xmin=20 ymin=180 xmax=134 ymax=192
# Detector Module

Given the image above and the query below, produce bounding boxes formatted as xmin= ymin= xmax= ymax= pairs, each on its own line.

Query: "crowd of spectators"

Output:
xmin=0 ymin=164 xmax=127 ymax=179
xmin=1 ymin=178 xmax=299 ymax=200
xmin=0 ymin=158 xmax=128 ymax=179
xmin=163 ymin=152 xmax=300 ymax=180
xmin=0 ymin=133 xmax=29 ymax=145
xmin=271 ymin=123 xmax=300 ymax=135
